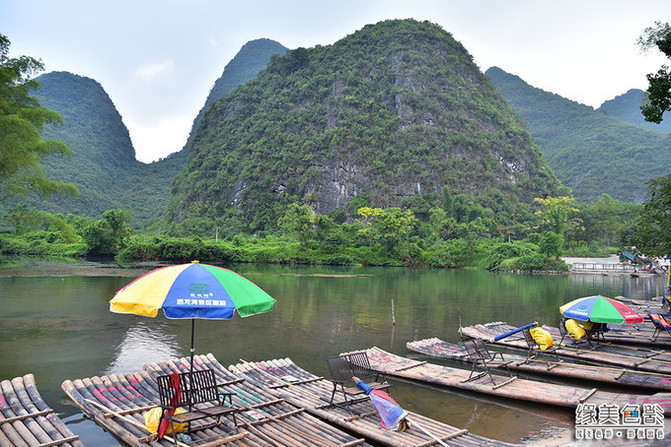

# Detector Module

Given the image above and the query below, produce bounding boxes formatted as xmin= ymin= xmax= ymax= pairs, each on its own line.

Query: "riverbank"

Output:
xmin=562 ymin=256 xmax=663 ymax=277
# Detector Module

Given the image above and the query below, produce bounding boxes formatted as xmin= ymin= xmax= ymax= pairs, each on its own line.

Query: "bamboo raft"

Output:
xmin=1 ymin=373 xmax=83 ymax=447
xmin=62 ymin=353 xmax=373 ymax=447
xmin=546 ymin=323 xmax=671 ymax=349
xmin=356 ymin=346 xmax=671 ymax=415
xmin=229 ymin=358 xmax=519 ymax=447
xmin=460 ymin=321 xmax=671 ymax=374
xmin=407 ymin=337 xmax=671 ymax=391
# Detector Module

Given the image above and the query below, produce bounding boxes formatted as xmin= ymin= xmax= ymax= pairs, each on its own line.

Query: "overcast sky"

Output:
xmin=2 ymin=1 xmax=670 ymax=163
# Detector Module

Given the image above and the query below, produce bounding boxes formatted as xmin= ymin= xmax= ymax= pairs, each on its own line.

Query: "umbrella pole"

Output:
xmin=190 ymin=318 xmax=196 ymax=411
xmin=190 ymin=318 xmax=195 ymax=379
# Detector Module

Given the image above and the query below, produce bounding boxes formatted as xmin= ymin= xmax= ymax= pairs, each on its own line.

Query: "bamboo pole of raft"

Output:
xmin=83 ymin=376 xmax=153 ymax=442
xmin=213 ymin=359 xmax=360 ymax=446
xmin=238 ymin=358 xmax=343 ymax=406
xmin=4 ymin=378 xmax=56 ymax=446
xmin=0 ymin=378 xmax=41 ymax=446
xmin=522 ymin=356 xmax=671 ymax=377
xmin=10 ymin=375 xmax=74 ymax=447
xmin=23 ymin=374 xmax=81 ymax=445
xmin=63 ymin=378 xmax=152 ymax=447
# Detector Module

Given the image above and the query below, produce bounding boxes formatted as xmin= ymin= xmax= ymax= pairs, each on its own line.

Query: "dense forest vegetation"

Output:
xmin=167 ymin=19 xmax=565 ymax=236
xmin=28 ymin=71 xmax=179 ymax=226
xmin=1 ymin=20 xmax=668 ymax=271
xmin=486 ymin=67 xmax=671 ymax=203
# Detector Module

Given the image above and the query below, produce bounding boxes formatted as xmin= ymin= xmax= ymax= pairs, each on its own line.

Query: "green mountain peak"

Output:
xmin=168 ymin=19 xmax=564 ymax=231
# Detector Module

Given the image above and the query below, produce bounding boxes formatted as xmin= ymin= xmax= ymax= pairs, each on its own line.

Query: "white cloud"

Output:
xmin=126 ymin=114 xmax=193 ymax=163
xmin=134 ymin=60 xmax=175 ymax=80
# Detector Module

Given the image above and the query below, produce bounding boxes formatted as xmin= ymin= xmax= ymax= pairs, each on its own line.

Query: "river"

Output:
xmin=0 ymin=257 xmax=665 ymax=445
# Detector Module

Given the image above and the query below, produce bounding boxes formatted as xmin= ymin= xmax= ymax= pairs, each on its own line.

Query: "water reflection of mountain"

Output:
xmin=105 ymin=321 xmax=180 ymax=375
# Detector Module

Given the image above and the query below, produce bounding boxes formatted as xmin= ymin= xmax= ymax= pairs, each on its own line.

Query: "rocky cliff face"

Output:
xmin=167 ymin=19 xmax=564 ymax=230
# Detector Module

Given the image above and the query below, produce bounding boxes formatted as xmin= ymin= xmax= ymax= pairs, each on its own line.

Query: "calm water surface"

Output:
xmin=0 ymin=258 xmax=665 ymax=445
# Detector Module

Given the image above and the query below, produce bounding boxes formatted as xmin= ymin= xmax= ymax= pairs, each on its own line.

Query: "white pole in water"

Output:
xmin=392 ymin=298 xmax=396 ymax=325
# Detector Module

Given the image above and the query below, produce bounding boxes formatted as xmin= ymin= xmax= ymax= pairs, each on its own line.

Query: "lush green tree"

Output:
xmin=533 ymin=196 xmax=583 ymax=238
xmin=376 ymin=207 xmax=417 ymax=249
xmin=356 ymin=206 xmax=383 ymax=248
xmin=538 ymin=231 xmax=564 ymax=259
xmin=0 ymin=34 xmax=76 ymax=201
xmin=3 ymin=206 xmax=78 ymax=243
xmin=637 ymin=21 xmax=671 ymax=123
xmin=573 ymin=195 xmax=639 ymax=248
xmin=629 ymin=175 xmax=671 ymax=256
xmin=82 ymin=208 xmax=132 ymax=255
xmin=429 ymin=207 xmax=455 ymax=249
xmin=278 ymin=203 xmax=314 ymax=248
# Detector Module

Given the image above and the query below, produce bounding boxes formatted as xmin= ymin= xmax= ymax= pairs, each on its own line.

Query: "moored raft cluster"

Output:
xmin=8 ymin=295 xmax=671 ymax=446
xmin=62 ymin=353 xmax=372 ymax=447
xmin=52 ymin=353 xmax=520 ymax=447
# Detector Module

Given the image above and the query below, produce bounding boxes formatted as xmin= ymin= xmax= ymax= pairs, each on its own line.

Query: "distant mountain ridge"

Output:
xmin=31 ymin=39 xmax=288 ymax=225
xmin=31 ymin=28 xmax=668 ymax=232
xmin=167 ymin=19 xmax=565 ymax=231
xmin=486 ymin=66 xmax=671 ymax=203
xmin=598 ymin=88 xmax=671 ymax=133
xmin=32 ymin=71 xmax=167 ymax=225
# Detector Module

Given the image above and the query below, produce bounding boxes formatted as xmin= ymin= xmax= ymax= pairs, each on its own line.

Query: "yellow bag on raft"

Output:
xmin=143 ymin=407 xmax=187 ymax=435
xmin=529 ymin=327 xmax=554 ymax=350
xmin=564 ymin=318 xmax=586 ymax=339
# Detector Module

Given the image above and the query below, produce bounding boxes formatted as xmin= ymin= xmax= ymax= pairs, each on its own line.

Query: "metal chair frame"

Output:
xmin=157 ymin=369 xmax=238 ymax=445
xmin=326 ymin=352 xmax=391 ymax=411
xmin=461 ymin=339 xmax=516 ymax=388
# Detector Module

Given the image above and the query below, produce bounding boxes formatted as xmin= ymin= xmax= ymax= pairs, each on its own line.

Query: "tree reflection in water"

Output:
xmin=105 ymin=320 xmax=180 ymax=375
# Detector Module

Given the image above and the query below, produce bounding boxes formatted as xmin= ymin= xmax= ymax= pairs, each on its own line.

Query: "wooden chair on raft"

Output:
xmin=648 ymin=312 xmax=671 ymax=341
xmin=522 ymin=326 xmax=562 ymax=369
xmin=327 ymin=351 xmax=391 ymax=412
xmin=156 ymin=369 xmax=239 ymax=446
xmin=461 ymin=339 xmax=517 ymax=389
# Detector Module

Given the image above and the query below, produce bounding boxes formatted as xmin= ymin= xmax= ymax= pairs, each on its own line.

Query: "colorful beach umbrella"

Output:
xmin=110 ymin=261 xmax=276 ymax=370
xmin=559 ymin=295 xmax=643 ymax=324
